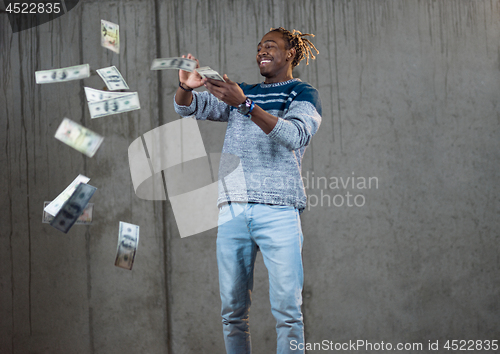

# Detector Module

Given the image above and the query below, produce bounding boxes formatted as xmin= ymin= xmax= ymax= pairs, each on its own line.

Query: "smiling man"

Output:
xmin=174 ymin=27 xmax=322 ymax=354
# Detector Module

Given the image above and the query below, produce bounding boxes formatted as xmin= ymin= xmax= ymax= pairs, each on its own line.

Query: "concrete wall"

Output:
xmin=1 ymin=0 xmax=499 ymax=353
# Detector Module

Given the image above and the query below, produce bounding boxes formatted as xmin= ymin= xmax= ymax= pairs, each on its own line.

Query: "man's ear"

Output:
xmin=287 ymin=47 xmax=296 ymax=61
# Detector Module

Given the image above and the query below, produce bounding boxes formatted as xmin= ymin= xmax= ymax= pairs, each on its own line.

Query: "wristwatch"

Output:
xmin=237 ymin=97 xmax=254 ymax=116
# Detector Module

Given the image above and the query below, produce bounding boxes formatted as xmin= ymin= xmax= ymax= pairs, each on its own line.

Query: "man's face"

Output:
xmin=256 ymin=31 xmax=293 ymax=78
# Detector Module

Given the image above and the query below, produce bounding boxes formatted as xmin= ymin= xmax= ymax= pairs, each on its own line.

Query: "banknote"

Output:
xmin=101 ymin=20 xmax=120 ymax=54
xmin=97 ymin=66 xmax=129 ymax=90
xmin=150 ymin=57 xmax=197 ymax=72
xmin=44 ymin=174 xmax=91 ymax=217
xmin=115 ymin=221 xmax=140 ymax=270
xmin=50 ymin=183 xmax=97 ymax=233
xmin=35 ymin=64 xmax=90 ymax=84
xmin=54 ymin=118 xmax=104 ymax=157
xmin=195 ymin=66 xmax=211 ymax=78
xmin=196 ymin=66 xmax=225 ymax=82
xmin=84 ymin=87 xmax=129 ymax=102
xmin=88 ymin=92 xmax=140 ymax=119
xmin=43 ymin=201 xmax=94 ymax=225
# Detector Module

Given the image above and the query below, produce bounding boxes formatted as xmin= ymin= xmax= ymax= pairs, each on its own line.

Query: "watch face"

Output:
xmin=238 ymin=103 xmax=249 ymax=115
xmin=238 ymin=99 xmax=251 ymax=115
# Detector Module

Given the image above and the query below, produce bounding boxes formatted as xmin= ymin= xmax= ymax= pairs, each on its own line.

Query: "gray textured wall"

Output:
xmin=1 ymin=0 xmax=499 ymax=353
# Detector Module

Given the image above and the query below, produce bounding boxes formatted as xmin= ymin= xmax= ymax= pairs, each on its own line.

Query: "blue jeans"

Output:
xmin=217 ymin=202 xmax=305 ymax=354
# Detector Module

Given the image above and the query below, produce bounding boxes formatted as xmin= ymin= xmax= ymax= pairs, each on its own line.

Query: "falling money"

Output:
xmin=88 ymin=92 xmax=141 ymax=119
xmin=44 ymin=174 xmax=91 ymax=217
xmin=97 ymin=66 xmax=129 ymax=90
xmin=35 ymin=64 xmax=90 ymax=84
xmin=43 ymin=201 xmax=94 ymax=225
xmin=84 ymin=87 xmax=129 ymax=102
xmin=54 ymin=118 xmax=104 ymax=157
xmin=50 ymin=183 xmax=97 ymax=233
xmin=150 ymin=57 xmax=197 ymax=72
xmin=101 ymin=19 xmax=120 ymax=53
xmin=115 ymin=221 xmax=140 ymax=270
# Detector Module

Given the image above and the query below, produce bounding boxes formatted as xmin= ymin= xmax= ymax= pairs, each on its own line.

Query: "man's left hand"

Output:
xmin=204 ymin=74 xmax=247 ymax=107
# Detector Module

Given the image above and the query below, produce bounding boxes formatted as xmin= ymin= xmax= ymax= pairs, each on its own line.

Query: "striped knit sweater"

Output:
xmin=174 ymin=78 xmax=322 ymax=213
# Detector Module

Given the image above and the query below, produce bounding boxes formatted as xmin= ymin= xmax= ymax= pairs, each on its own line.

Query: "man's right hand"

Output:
xmin=176 ymin=53 xmax=203 ymax=106
xmin=179 ymin=53 xmax=203 ymax=89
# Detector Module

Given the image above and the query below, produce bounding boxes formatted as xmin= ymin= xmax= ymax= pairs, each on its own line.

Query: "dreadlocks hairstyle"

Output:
xmin=269 ymin=27 xmax=319 ymax=68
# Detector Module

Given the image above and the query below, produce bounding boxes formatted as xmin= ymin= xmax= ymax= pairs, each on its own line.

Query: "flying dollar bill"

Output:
xmin=35 ymin=64 xmax=90 ymax=84
xmin=150 ymin=57 xmax=197 ymax=72
xmin=84 ymin=87 xmax=129 ymax=102
xmin=196 ymin=66 xmax=225 ymax=82
xmin=88 ymin=92 xmax=140 ymax=119
xmin=97 ymin=66 xmax=129 ymax=90
xmin=101 ymin=19 xmax=120 ymax=54
xmin=115 ymin=221 xmax=140 ymax=270
xmin=44 ymin=174 xmax=91 ymax=217
xmin=54 ymin=118 xmax=104 ymax=157
xmin=43 ymin=201 xmax=94 ymax=225
xmin=50 ymin=183 xmax=97 ymax=233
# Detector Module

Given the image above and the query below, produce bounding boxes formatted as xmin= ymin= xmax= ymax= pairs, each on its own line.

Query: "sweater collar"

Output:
xmin=260 ymin=78 xmax=300 ymax=88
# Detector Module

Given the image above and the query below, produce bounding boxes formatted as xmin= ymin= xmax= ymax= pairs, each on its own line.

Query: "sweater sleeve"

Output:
xmin=174 ymin=90 xmax=231 ymax=122
xmin=267 ymin=85 xmax=322 ymax=151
